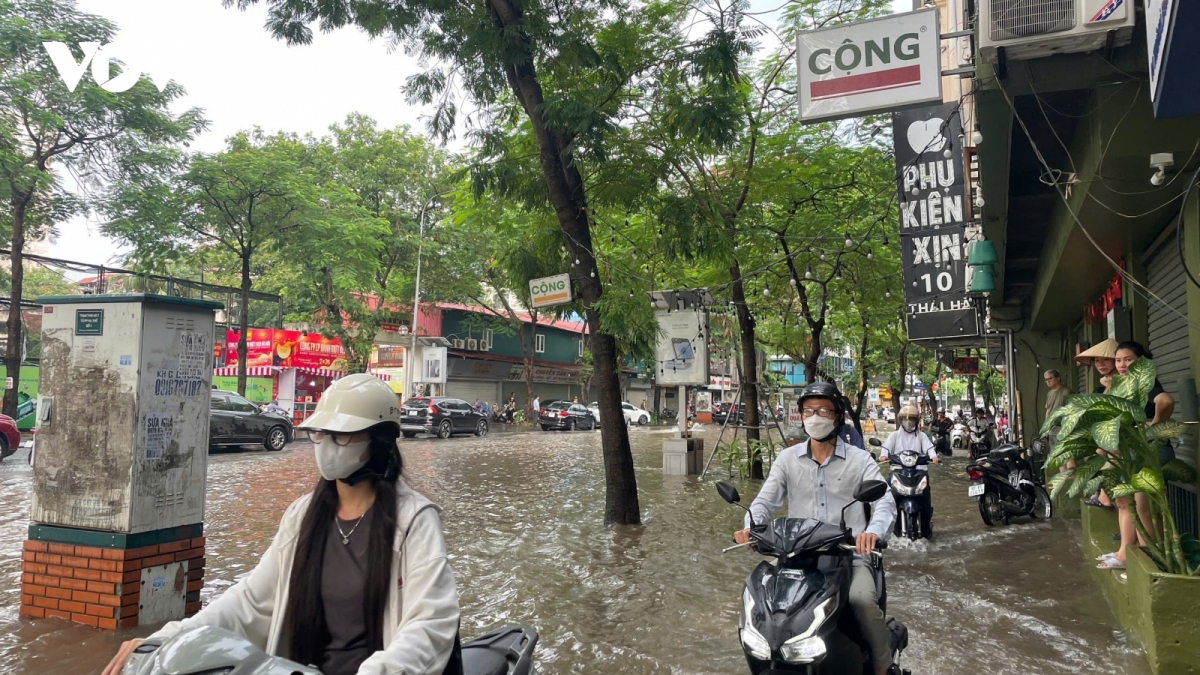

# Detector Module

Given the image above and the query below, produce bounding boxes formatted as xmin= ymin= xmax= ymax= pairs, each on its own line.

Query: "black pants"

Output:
xmin=919 ymin=486 xmax=933 ymax=536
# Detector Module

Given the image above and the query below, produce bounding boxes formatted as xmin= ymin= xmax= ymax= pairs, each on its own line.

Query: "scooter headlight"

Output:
xmin=890 ymin=474 xmax=913 ymax=496
xmin=900 ymin=453 xmax=918 ymax=468
xmin=740 ymin=589 xmax=771 ymax=660
xmin=917 ymin=475 xmax=928 ymax=494
xmin=780 ymin=636 xmax=827 ymax=664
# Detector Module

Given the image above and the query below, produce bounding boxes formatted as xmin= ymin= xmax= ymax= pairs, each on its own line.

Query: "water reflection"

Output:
xmin=0 ymin=430 xmax=1148 ymax=674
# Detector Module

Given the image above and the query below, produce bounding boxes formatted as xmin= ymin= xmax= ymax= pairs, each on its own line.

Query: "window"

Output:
xmin=211 ymin=395 xmax=230 ymax=411
xmin=578 ymin=339 xmax=585 ymax=357
xmin=535 ymin=334 xmax=546 ymax=353
xmin=228 ymin=396 xmax=257 ymax=413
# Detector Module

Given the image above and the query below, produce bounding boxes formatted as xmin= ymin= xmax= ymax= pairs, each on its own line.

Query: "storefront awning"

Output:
xmin=214 ymin=366 xmax=277 ymax=377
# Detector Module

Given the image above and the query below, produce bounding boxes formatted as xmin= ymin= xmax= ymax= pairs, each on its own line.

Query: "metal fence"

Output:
xmin=1168 ymin=481 xmax=1199 ymax=539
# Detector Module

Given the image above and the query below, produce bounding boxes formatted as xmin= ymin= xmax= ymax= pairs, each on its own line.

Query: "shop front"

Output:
xmin=501 ymin=363 xmax=584 ymax=407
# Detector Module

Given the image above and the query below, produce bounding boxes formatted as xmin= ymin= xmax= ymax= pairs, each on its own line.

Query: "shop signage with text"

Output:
xmin=225 ymin=328 xmax=346 ymax=370
xmin=529 ymin=273 xmax=573 ymax=309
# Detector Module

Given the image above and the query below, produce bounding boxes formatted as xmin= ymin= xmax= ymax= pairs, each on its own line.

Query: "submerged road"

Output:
xmin=0 ymin=427 xmax=1148 ymax=674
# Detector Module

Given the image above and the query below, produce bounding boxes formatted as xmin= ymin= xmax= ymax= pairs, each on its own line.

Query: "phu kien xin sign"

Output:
xmin=796 ymin=9 xmax=942 ymax=124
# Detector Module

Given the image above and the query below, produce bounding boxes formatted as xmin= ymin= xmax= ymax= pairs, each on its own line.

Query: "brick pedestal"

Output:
xmin=19 ymin=525 xmax=205 ymax=629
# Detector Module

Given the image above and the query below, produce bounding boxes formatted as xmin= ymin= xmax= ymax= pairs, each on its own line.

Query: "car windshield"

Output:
xmin=404 ymin=398 xmax=431 ymax=408
xmin=545 ymin=402 xmax=570 ymax=411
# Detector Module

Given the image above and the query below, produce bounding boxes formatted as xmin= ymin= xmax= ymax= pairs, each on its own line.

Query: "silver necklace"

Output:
xmin=334 ymin=512 xmax=367 ymax=545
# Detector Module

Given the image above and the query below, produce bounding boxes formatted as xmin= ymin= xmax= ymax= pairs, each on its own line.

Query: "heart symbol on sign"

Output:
xmin=906 ymin=118 xmax=947 ymax=156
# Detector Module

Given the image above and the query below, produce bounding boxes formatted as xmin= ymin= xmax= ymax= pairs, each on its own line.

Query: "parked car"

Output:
xmin=0 ymin=414 xmax=19 ymax=461
xmin=588 ymin=401 xmax=651 ymax=426
xmin=539 ymin=401 xmax=597 ymax=431
xmin=401 ymin=397 xmax=490 ymax=439
xmin=210 ymin=391 xmax=293 ymax=451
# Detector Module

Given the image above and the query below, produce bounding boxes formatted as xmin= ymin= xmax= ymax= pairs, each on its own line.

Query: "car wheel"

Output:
xmin=437 ymin=421 xmax=453 ymax=439
xmin=264 ymin=426 xmax=288 ymax=452
xmin=475 ymin=419 xmax=489 ymax=437
xmin=566 ymin=419 xmax=575 ymax=431
xmin=637 ymin=414 xmax=648 ymax=426
xmin=540 ymin=424 xmax=550 ymax=431
xmin=0 ymin=435 xmax=7 ymax=462
xmin=402 ymin=431 xmax=417 ymax=439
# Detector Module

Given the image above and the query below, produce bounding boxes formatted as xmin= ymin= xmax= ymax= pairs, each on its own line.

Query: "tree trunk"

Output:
xmin=730 ymin=262 xmax=762 ymax=479
xmin=237 ymin=252 xmax=252 ymax=396
xmin=3 ymin=198 xmax=28 ymax=418
xmin=489 ymin=0 xmax=638 ymax=523
xmin=854 ymin=320 xmax=870 ymax=434
xmin=967 ymin=375 xmax=976 ymax=412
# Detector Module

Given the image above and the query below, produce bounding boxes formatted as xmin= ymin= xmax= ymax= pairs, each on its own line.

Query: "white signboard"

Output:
xmin=797 ymin=9 xmax=942 ymax=124
xmin=654 ymin=309 xmax=709 ymax=386
xmin=418 ymin=346 xmax=447 ymax=384
xmin=529 ymin=273 xmax=573 ymax=309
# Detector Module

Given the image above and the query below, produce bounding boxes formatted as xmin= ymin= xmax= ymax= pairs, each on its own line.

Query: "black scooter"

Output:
xmin=966 ymin=444 xmax=1053 ymax=526
xmin=717 ymin=480 xmax=912 ymax=675
xmin=869 ymin=438 xmax=931 ymax=540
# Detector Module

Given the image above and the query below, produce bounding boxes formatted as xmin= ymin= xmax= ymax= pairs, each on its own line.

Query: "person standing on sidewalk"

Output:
xmin=102 ymin=375 xmax=460 ymax=675
xmin=1043 ymin=369 xmax=1071 ymax=446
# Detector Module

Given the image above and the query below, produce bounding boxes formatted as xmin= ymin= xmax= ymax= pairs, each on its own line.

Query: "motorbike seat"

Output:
xmin=462 ymin=648 xmax=508 ymax=675
xmin=988 ymin=445 xmax=1022 ymax=462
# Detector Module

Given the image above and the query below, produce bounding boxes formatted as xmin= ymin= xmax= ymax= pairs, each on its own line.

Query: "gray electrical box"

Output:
xmin=30 ymin=294 xmax=222 ymax=534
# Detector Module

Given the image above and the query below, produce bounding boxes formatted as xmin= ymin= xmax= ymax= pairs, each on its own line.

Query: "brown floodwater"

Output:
xmin=0 ymin=428 xmax=1149 ymax=674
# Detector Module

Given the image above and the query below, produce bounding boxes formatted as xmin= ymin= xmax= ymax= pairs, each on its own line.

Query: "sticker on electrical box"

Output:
xmin=120 ymin=355 xmax=132 ymax=366
xmin=144 ymin=413 xmax=174 ymax=460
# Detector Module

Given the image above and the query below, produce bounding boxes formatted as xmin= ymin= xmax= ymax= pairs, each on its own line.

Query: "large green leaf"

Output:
xmin=1090 ymin=417 xmax=1121 ymax=452
xmin=1108 ymin=482 xmax=1137 ymax=498
xmin=1046 ymin=471 xmax=1071 ymax=500
xmin=1162 ymin=459 xmax=1198 ymax=484
xmin=1146 ymin=420 xmax=1186 ymax=441
xmin=1093 ymin=395 xmax=1147 ymax=424
xmin=1046 ymin=440 xmax=1100 ymax=470
xmin=1130 ymin=468 xmax=1167 ymax=497
xmin=1057 ymin=407 xmax=1120 ymax=439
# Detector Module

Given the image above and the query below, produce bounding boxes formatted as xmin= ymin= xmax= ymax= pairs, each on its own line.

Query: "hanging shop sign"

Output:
xmin=654 ymin=308 xmax=710 ymax=386
xmin=225 ymin=328 xmax=346 ymax=371
xmin=796 ymin=8 xmax=942 ymax=124
xmin=529 ymin=273 xmax=573 ymax=309
xmin=893 ymin=102 xmax=982 ymax=342
xmin=417 ymin=346 xmax=447 ymax=384
xmin=709 ymin=375 xmax=733 ymax=390
xmin=952 ymin=356 xmax=979 ymax=375
xmin=447 ymin=358 xmax=513 ymax=381
xmin=1146 ymin=0 xmax=1200 ymax=119
xmin=375 ymin=345 xmax=406 ymax=368
xmin=507 ymin=364 xmax=580 ymax=385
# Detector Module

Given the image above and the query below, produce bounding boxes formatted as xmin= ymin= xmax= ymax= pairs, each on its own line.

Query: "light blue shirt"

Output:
xmin=745 ymin=437 xmax=896 ymax=541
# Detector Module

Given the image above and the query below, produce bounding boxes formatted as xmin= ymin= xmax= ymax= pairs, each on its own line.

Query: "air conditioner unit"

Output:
xmin=978 ymin=0 xmax=1136 ymax=63
xmin=453 ymin=339 xmax=466 ymax=349
xmin=467 ymin=338 xmax=478 ymax=351
xmin=480 ymin=341 xmax=491 ymax=352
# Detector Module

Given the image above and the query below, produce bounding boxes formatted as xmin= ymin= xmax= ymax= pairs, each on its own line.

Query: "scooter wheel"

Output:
xmin=978 ymin=492 xmax=1001 ymax=527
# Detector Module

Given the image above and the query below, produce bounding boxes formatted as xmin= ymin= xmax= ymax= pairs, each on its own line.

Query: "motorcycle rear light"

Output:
xmin=966 ymin=468 xmax=983 ymax=480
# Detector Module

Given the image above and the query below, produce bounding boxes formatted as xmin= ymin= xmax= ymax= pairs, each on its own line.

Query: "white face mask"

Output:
xmin=803 ymin=416 xmax=837 ymax=440
xmin=902 ymin=419 xmax=918 ymax=432
xmin=314 ymin=438 xmax=371 ymax=481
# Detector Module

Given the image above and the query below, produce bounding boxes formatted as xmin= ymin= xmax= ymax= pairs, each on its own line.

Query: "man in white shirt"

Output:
xmin=879 ymin=404 xmax=939 ymax=536
xmin=532 ymin=396 xmax=541 ymax=415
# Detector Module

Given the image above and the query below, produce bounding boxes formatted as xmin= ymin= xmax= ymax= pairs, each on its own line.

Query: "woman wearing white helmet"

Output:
xmin=103 ymin=374 xmax=460 ymax=675
xmin=879 ymin=404 xmax=939 ymax=535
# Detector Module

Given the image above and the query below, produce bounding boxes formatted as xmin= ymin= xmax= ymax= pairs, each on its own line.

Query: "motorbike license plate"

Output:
xmin=968 ymin=483 xmax=986 ymax=497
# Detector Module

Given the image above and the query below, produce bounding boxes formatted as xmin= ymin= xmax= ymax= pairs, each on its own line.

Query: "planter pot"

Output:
xmin=1082 ymin=506 xmax=1200 ymax=674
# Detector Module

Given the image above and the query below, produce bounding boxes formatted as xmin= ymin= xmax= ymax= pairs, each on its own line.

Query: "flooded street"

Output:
xmin=0 ymin=428 xmax=1148 ymax=674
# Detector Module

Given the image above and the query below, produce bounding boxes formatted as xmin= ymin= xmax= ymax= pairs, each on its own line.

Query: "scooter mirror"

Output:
xmin=854 ymin=480 xmax=888 ymax=503
xmin=716 ymin=481 xmax=741 ymax=504
xmin=868 ymin=437 xmax=882 ymax=447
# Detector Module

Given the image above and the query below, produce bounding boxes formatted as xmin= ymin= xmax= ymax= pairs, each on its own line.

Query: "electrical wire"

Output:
xmin=1177 ymin=166 xmax=1200 ymax=291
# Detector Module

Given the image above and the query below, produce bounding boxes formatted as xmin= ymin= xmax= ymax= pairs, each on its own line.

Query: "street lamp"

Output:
xmin=404 ymin=189 xmax=452 ymax=402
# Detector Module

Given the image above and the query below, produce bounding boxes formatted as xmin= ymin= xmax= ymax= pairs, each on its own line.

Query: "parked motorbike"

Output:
xmin=716 ymin=481 xmax=912 ymax=675
xmin=966 ymin=444 xmax=1053 ymax=526
xmin=869 ymin=438 xmax=931 ymax=540
xmin=123 ymin=623 xmax=539 ymax=675
xmin=660 ymin=407 xmax=677 ymax=421
xmin=950 ymin=423 xmax=968 ymax=449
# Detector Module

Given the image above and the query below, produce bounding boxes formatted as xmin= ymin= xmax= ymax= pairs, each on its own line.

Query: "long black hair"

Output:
xmin=1116 ymin=340 xmax=1153 ymax=360
xmin=284 ymin=425 xmax=403 ymax=666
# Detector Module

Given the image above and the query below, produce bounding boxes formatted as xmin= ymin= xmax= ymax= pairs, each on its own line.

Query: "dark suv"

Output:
xmin=210 ymin=390 xmax=293 ymax=451
xmin=401 ymin=397 xmax=489 ymax=439
xmin=539 ymin=401 xmax=596 ymax=431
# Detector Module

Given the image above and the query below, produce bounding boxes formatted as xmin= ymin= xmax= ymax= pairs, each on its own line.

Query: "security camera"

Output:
xmin=1150 ymin=152 xmax=1174 ymax=186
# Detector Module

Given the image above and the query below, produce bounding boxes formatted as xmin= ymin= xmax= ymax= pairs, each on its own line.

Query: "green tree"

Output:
xmin=0 ymin=0 xmax=204 ymax=414
xmin=104 ymin=131 xmax=317 ymax=395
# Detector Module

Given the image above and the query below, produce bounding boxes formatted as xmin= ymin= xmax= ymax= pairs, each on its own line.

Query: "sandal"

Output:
xmin=1095 ymin=552 xmax=1118 ymax=562
xmin=1084 ymin=494 xmax=1113 ymax=509
xmin=1096 ymin=557 xmax=1126 ymax=570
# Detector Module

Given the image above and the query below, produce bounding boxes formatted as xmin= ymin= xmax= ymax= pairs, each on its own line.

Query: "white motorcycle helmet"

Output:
xmin=298 ymin=374 xmax=402 ymax=483
xmin=898 ymin=404 xmax=921 ymax=432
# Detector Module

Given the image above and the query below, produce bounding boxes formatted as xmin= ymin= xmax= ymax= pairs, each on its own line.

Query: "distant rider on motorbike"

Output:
xmin=968 ymin=407 xmax=997 ymax=451
xmin=880 ymin=405 xmax=940 ymax=536
xmin=928 ymin=410 xmax=953 ymax=443
xmin=733 ymin=382 xmax=897 ymax=675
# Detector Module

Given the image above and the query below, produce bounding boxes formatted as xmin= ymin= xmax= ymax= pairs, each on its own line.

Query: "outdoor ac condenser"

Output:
xmin=978 ymin=0 xmax=1136 ymax=63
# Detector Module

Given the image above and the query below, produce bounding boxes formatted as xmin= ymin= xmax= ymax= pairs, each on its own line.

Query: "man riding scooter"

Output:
xmin=881 ymin=406 xmax=940 ymax=538
xmin=927 ymin=410 xmax=953 ymax=456
xmin=967 ymin=408 xmax=997 ymax=460
xmin=733 ymin=382 xmax=897 ymax=675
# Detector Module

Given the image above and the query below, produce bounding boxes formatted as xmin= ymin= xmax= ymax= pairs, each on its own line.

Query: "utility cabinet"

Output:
xmin=30 ymin=294 xmax=220 ymax=534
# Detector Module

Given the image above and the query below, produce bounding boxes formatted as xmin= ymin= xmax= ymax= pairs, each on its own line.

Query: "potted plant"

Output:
xmin=1042 ymin=357 xmax=1200 ymax=575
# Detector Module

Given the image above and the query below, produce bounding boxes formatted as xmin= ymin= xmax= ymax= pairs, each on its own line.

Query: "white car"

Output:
xmin=588 ymin=401 xmax=651 ymax=426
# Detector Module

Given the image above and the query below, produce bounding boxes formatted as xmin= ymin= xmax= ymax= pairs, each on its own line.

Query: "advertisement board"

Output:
xmin=797 ymin=9 xmax=942 ymax=124
xmin=225 ymin=328 xmax=346 ymax=370
xmin=952 ymin=356 xmax=980 ymax=375
xmin=418 ymin=346 xmax=447 ymax=384
xmin=892 ymin=102 xmax=982 ymax=341
xmin=654 ymin=309 xmax=710 ymax=386
xmin=529 ymin=273 xmax=573 ymax=309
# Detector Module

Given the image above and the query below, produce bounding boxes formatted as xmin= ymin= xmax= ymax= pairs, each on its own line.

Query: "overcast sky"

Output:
xmin=49 ymin=0 xmax=912 ymax=268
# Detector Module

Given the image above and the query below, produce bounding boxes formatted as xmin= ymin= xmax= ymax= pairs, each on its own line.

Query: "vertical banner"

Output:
xmin=654 ymin=309 xmax=710 ymax=386
xmin=893 ymin=102 xmax=982 ymax=341
xmin=418 ymin=346 xmax=447 ymax=384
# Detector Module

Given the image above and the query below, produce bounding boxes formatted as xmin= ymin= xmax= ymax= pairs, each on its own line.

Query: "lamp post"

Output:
xmin=405 ymin=190 xmax=451 ymax=402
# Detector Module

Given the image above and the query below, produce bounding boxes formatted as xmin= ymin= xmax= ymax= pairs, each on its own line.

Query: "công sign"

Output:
xmin=797 ymin=8 xmax=942 ymax=124
xmin=529 ymin=273 xmax=573 ymax=309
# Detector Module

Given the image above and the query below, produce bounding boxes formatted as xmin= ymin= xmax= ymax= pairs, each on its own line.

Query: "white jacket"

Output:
xmin=150 ymin=480 xmax=460 ymax=675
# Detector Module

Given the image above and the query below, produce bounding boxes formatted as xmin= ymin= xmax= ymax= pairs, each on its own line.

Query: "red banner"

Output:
xmin=225 ymin=328 xmax=345 ymax=370
xmin=1084 ymin=266 xmax=1124 ymax=325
